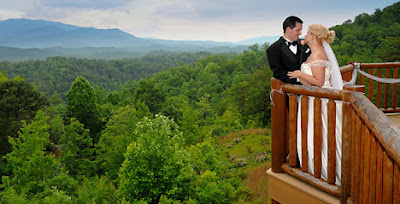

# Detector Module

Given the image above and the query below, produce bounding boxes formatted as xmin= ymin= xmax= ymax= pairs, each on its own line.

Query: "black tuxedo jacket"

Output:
xmin=267 ymin=37 xmax=310 ymax=84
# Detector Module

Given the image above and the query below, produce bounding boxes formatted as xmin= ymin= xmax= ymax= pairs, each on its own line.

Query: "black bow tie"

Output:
xmin=287 ymin=41 xmax=297 ymax=47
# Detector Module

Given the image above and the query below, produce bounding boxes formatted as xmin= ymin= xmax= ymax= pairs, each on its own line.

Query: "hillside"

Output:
xmin=331 ymin=1 xmax=400 ymax=64
xmin=0 ymin=50 xmax=217 ymax=97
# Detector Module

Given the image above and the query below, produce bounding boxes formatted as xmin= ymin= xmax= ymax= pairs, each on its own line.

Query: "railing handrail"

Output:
xmin=281 ymin=83 xmax=342 ymax=100
xmin=357 ymin=62 xmax=400 ymax=69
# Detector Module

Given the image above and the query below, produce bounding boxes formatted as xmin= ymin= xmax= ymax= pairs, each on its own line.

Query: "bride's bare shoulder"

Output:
xmin=313 ymin=51 xmax=329 ymax=61
xmin=307 ymin=59 xmax=330 ymax=67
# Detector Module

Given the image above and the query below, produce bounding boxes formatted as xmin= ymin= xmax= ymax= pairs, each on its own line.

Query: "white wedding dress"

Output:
xmin=296 ymin=60 xmax=342 ymax=186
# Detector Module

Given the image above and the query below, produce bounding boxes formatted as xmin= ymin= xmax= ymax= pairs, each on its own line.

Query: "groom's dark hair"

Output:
xmin=283 ymin=16 xmax=303 ymax=33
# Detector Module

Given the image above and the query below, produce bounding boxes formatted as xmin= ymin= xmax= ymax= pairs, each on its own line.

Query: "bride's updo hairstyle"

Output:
xmin=308 ymin=24 xmax=335 ymax=44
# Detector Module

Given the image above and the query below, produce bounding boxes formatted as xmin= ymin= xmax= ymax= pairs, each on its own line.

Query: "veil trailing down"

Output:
xmin=323 ymin=41 xmax=343 ymax=90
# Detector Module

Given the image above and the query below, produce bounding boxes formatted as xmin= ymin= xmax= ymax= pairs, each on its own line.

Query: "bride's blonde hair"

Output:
xmin=308 ymin=24 xmax=335 ymax=44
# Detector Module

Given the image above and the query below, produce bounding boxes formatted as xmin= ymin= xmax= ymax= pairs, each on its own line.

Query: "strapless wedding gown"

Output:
xmin=296 ymin=60 xmax=342 ymax=186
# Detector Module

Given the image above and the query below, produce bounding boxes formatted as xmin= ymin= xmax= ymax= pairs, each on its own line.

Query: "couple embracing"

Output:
xmin=267 ymin=16 xmax=343 ymax=185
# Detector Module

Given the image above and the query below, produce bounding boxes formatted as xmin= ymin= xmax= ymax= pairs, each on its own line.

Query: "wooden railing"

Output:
xmin=271 ymin=79 xmax=342 ymax=197
xmin=341 ymin=91 xmax=400 ymax=203
xmin=270 ymin=62 xmax=400 ymax=203
xmin=341 ymin=62 xmax=400 ymax=113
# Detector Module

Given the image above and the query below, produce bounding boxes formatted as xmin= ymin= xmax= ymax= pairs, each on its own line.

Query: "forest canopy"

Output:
xmin=0 ymin=2 xmax=399 ymax=203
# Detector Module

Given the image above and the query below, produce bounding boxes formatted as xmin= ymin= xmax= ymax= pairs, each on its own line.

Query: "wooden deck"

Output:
xmin=269 ymin=62 xmax=400 ymax=204
xmin=386 ymin=113 xmax=400 ymax=127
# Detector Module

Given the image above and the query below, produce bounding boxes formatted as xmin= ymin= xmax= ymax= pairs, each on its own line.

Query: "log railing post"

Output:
xmin=340 ymin=91 xmax=352 ymax=203
xmin=271 ymin=79 xmax=287 ymax=173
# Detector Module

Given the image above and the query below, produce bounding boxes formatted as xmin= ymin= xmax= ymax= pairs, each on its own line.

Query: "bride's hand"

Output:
xmin=287 ymin=70 xmax=303 ymax=79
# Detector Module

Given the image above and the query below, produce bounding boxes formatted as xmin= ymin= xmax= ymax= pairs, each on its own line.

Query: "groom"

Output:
xmin=267 ymin=16 xmax=310 ymax=84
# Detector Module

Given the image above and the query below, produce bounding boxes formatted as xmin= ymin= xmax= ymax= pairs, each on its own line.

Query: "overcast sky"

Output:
xmin=0 ymin=0 xmax=398 ymax=42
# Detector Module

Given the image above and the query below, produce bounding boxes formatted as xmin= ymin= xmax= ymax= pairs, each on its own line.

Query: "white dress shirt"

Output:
xmin=283 ymin=37 xmax=297 ymax=54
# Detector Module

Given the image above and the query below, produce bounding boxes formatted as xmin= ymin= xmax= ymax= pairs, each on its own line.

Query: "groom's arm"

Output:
xmin=267 ymin=46 xmax=298 ymax=84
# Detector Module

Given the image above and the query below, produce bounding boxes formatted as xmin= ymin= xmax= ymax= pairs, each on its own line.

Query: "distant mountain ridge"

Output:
xmin=236 ymin=35 xmax=280 ymax=46
xmin=0 ymin=18 xmax=150 ymax=48
xmin=0 ymin=18 xmax=282 ymax=61
xmin=0 ymin=18 xmax=279 ymax=48
xmin=0 ymin=18 xmax=245 ymax=49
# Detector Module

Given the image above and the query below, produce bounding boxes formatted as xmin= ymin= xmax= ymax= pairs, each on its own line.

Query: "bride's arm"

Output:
xmin=299 ymin=78 xmax=312 ymax=86
xmin=288 ymin=66 xmax=325 ymax=87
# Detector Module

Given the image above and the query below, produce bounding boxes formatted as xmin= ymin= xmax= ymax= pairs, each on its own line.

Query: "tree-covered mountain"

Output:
xmin=331 ymin=1 xmax=400 ymax=64
xmin=0 ymin=50 xmax=217 ymax=98
xmin=0 ymin=45 xmax=250 ymax=61
xmin=0 ymin=42 xmax=271 ymax=203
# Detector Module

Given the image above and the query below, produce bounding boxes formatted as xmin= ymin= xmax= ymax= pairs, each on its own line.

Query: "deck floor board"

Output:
xmin=386 ymin=113 xmax=400 ymax=127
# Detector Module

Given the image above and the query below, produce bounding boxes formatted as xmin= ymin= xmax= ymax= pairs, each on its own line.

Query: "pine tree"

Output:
xmin=66 ymin=76 xmax=102 ymax=142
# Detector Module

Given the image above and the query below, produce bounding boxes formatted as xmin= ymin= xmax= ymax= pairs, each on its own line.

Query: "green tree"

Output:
xmin=3 ymin=111 xmax=77 ymax=197
xmin=134 ymin=79 xmax=165 ymax=114
xmin=0 ymin=71 xmax=8 ymax=82
xmin=377 ymin=36 xmax=400 ymax=61
xmin=245 ymin=68 xmax=272 ymax=126
xmin=118 ymin=115 xmax=191 ymax=203
xmin=0 ymin=80 xmax=48 ymax=156
xmin=66 ymin=76 xmax=102 ymax=142
xmin=59 ymin=118 xmax=94 ymax=177
xmin=96 ymin=105 xmax=151 ymax=179
xmin=75 ymin=176 xmax=117 ymax=203
xmin=194 ymin=170 xmax=235 ymax=204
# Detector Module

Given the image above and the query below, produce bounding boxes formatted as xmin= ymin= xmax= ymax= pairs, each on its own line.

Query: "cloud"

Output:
xmin=0 ymin=9 xmax=24 ymax=20
xmin=0 ymin=0 xmax=397 ymax=41
xmin=44 ymin=0 xmax=132 ymax=9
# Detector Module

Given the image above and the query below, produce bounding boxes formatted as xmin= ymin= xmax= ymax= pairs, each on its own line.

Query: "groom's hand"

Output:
xmin=287 ymin=70 xmax=302 ymax=79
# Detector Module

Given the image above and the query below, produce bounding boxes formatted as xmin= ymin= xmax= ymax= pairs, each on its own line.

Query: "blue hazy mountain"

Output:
xmin=0 ymin=18 xmax=269 ymax=60
xmin=0 ymin=18 xmax=152 ymax=48
xmin=0 ymin=18 xmax=241 ymax=49
xmin=236 ymin=35 xmax=280 ymax=45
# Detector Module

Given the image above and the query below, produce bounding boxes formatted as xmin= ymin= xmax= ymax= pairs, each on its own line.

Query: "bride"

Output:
xmin=287 ymin=24 xmax=343 ymax=186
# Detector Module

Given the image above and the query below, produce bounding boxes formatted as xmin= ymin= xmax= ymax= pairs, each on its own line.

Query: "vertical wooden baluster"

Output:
xmin=351 ymin=108 xmax=357 ymax=201
xmin=376 ymin=145 xmax=384 ymax=204
xmin=376 ymin=69 xmax=383 ymax=108
xmin=394 ymin=164 xmax=400 ymax=204
xmin=327 ymin=99 xmax=336 ymax=184
xmin=360 ymin=68 xmax=366 ymax=85
xmin=314 ymin=97 xmax=322 ymax=178
xmin=383 ymin=152 xmax=394 ymax=203
xmin=341 ymin=91 xmax=352 ymax=203
xmin=286 ymin=108 xmax=289 ymax=156
xmin=369 ymin=136 xmax=377 ymax=204
xmin=392 ymin=68 xmax=398 ymax=110
xmin=354 ymin=116 xmax=362 ymax=204
xmin=301 ymin=95 xmax=309 ymax=172
xmin=368 ymin=69 xmax=374 ymax=102
xmin=288 ymin=94 xmax=297 ymax=167
xmin=384 ymin=68 xmax=391 ymax=110
xmin=359 ymin=122 xmax=366 ymax=203
xmin=362 ymin=128 xmax=371 ymax=204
